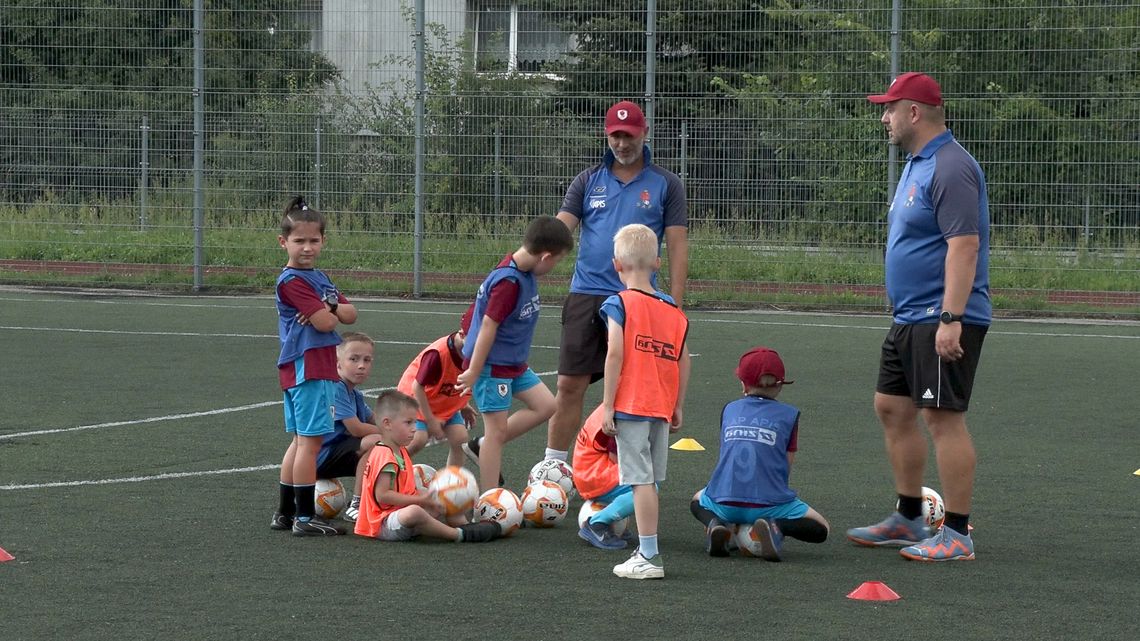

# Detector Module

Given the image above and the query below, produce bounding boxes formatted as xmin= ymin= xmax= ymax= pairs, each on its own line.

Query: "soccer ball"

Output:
xmin=576 ymin=498 xmax=629 ymax=538
xmin=894 ymin=486 xmax=946 ymax=529
xmin=920 ymin=486 xmax=946 ymax=530
xmin=528 ymin=458 xmax=576 ymax=499
xmin=733 ymin=523 xmax=766 ymax=558
xmin=474 ymin=488 xmax=524 ymax=536
xmin=313 ymin=478 xmax=347 ymax=519
xmin=429 ymin=466 xmax=479 ymax=517
xmin=413 ymin=463 xmax=436 ymax=493
xmin=520 ymin=480 xmax=568 ymax=528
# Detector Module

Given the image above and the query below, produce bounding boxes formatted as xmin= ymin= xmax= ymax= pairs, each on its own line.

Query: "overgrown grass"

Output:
xmin=2 ymin=201 xmax=1137 ymax=316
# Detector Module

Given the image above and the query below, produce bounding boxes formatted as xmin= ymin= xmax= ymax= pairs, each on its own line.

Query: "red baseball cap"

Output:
xmin=736 ymin=346 xmax=793 ymax=387
xmin=605 ymin=100 xmax=647 ymax=136
xmin=867 ymin=72 xmax=943 ymax=106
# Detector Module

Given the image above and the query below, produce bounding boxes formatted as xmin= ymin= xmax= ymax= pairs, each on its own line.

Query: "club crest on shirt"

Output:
xmin=635 ymin=189 xmax=652 ymax=209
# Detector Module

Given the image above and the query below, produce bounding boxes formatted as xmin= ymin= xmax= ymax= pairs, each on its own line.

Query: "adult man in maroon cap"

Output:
xmin=543 ymin=100 xmax=689 ymax=464
xmin=847 ymin=73 xmax=991 ymax=562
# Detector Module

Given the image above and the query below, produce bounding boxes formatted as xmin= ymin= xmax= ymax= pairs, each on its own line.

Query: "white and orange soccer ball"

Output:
xmin=429 ymin=466 xmax=479 ymax=517
xmin=413 ymin=463 xmax=437 ymax=494
xmin=919 ymin=486 xmax=946 ymax=530
xmin=576 ymin=498 xmax=629 ymax=538
xmin=520 ymin=480 xmax=569 ymax=528
xmin=896 ymin=485 xmax=947 ymax=530
xmin=313 ymin=478 xmax=347 ymax=519
xmin=474 ymin=488 xmax=524 ymax=536
xmin=733 ymin=523 xmax=766 ymax=557
xmin=528 ymin=458 xmax=576 ymax=500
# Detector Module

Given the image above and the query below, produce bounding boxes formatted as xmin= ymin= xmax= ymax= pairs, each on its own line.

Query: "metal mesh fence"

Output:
xmin=1 ymin=1 xmax=1137 ymax=315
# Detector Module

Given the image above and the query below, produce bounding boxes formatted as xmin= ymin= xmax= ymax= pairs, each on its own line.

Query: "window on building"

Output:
xmin=471 ymin=1 xmax=573 ymax=74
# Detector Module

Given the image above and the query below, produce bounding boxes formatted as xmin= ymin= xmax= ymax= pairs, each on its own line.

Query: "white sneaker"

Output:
xmin=612 ymin=548 xmax=664 ymax=580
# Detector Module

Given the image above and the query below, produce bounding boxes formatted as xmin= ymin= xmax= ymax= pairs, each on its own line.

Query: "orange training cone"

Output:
xmin=847 ymin=581 xmax=901 ymax=601
xmin=0 ymin=547 xmax=14 ymax=563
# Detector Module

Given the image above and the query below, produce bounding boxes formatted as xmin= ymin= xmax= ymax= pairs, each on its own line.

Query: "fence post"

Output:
xmin=644 ymin=0 xmax=657 ymax=140
xmin=314 ymin=115 xmax=322 ymax=211
xmin=494 ymin=124 xmax=502 ymax=214
xmin=139 ymin=116 xmax=149 ymax=230
xmin=679 ymin=120 xmax=688 ymax=181
xmin=412 ymin=0 xmax=426 ymax=298
xmin=192 ymin=0 xmax=205 ymax=291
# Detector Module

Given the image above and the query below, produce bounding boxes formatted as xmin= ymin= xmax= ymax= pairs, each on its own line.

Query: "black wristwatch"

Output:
xmin=939 ymin=310 xmax=962 ymax=324
xmin=323 ymin=292 xmax=339 ymax=313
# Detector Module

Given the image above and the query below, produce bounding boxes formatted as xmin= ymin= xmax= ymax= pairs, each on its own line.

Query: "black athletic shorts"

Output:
xmin=557 ymin=292 xmax=610 ymax=382
xmin=316 ymin=436 xmax=363 ymax=479
xmin=876 ymin=322 xmax=987 ymax=411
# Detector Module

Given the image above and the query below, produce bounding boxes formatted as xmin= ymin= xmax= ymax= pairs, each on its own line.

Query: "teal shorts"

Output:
xmin=283 ymin=379 xmax=338 ymax=437
xmin=415 ymin=411 xmax=466 ymax=431
xmin=471 ymin=365 xmax=541 ymax=413
xmin=697 ymin=488 xmax=810 ymax=524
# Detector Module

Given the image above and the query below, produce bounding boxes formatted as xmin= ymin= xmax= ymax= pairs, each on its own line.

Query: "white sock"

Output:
xmin=544 ymin=448 xmax=568 ymax=462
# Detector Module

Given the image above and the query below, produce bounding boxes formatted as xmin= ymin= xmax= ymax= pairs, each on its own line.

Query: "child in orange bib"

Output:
xmin=601 ymin=224 xmax=690 ymax=579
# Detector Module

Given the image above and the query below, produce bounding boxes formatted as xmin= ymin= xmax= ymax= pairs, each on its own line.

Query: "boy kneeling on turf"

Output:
xmin=354 ymin=390 xmax=502 ymax=543
xmin=690 ymin=347 xmax=829 ymax=561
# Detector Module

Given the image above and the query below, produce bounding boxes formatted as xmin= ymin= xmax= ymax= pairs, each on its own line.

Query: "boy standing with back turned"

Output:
xmin=600 ymin=223 xmax=690 ymax=580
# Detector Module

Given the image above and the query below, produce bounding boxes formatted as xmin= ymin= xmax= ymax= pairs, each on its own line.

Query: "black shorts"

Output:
xmin=557 ymin=292 xmax=610 ymax=382
xmin=876 ymin=322 xmax=987 ymax=411
xmin=316 ymin=436 xmax=363 ymax=479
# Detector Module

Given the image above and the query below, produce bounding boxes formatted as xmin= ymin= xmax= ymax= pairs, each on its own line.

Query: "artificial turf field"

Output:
xmin=0 ymin=287 xmax=1136 ymax=641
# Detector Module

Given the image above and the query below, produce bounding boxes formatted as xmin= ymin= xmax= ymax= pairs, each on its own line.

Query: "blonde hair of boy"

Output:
xmin=612 ymin=223 xmax=658 ymax=271
xmin=337 ymin=331 xmax=374 ymax=354
xmin=375 ymin=389 xmax=419 ymax=419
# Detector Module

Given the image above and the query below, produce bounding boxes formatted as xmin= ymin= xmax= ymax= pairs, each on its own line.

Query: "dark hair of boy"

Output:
xmin=280 ymin=195 xmax=326 ymax=236
xmin=523 ymin=215 xmax=574 ymax=255
xmin=375 ymin=389 xmax=419 ymax=418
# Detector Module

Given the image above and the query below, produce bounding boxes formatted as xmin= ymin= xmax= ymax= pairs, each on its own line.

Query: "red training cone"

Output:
xmin=847 ymin=581 xmax=901 ymax=601
xmin=0 ymin=546 xmax=14 ymax=563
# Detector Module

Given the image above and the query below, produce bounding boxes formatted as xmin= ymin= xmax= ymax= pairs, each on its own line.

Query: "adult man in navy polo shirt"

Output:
xmin=543 ymin=100 xmax=689 ymax=462
xmin=847 ymin=73 xmax=991 ymax=562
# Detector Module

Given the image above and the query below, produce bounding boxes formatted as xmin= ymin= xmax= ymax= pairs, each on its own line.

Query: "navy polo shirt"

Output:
xmin=559 ymin=145 xmax=687 ymax=295
xmin=886 ymin=130 xmax=992 ymax=325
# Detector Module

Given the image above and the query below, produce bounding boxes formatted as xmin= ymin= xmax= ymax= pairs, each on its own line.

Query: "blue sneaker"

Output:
xmin=900 ymin=526 xmax=975 ymax=562
xmin=846 ymin=512 xmax=930 ymax=547
xmin=705 ymin=518 xmax=732 ymax=557
xmin=579 ymin=520 xmax=628 ymax=550
xmin=751 ymin=519 xmax=784 ymax=562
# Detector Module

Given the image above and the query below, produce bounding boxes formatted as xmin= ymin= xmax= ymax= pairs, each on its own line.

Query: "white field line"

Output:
xmin=0 ymin=464 xmax=281 ymax=491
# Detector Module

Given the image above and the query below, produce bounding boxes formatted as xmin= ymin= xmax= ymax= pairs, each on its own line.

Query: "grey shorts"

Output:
xmin=614 ymin=418 xmax=669 ymax=485
xmin=377 ymin=511 xmax=418 ymax=541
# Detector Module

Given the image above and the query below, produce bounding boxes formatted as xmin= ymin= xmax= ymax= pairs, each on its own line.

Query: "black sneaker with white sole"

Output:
xmin=292 ymin=516 xmax=346 ymax=537
xmin=270 ymin=512 xmax=294 ymax=531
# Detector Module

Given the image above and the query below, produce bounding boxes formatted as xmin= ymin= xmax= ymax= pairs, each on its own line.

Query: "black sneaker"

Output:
xmin=292 ymin=516 xmax=346 ymax=537
xmin=462 ymin=438 xmax=505 ymax=487
xmin=270 ymin=511 xmax=294 ymax=531
xmin=706 ymin=518 xmax=732 ymax=557
xmin=458 ymin=521 xmax=502 ymax=543
xmin=462 ymin=437 xmax=482 ymax=465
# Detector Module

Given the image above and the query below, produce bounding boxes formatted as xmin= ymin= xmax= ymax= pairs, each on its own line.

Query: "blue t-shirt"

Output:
xmin=560 ymin=146 xmax=687 ymax=296
xmin=704 ymin=396 xmax=800 ymax=506
xmin=885 ymin=130 xmax=992 ymax=325
xmin=317 ymin=381 xmax=373 ymax=466
xmin=599 ymin=289 xmax=677 ymax=422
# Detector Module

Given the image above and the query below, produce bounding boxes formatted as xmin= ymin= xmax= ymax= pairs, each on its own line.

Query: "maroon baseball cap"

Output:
xmin=736 ymin=346 xmax=793 ymax=387
xmin=867 ymin=72 xmax=943 ymax=106
xmin=605 ymin=100 xmax=647 ymax=136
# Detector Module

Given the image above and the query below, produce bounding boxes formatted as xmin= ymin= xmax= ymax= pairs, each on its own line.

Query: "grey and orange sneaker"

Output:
xmin=751 ymin=519 xmax=784 ymax=562
xmin=846 ymin=512 xmax=929 ymax=547
xmin=900 ymin=526 xmax=975 ymax=562
xmin=705 ymin=519 xmax=732 ymax=557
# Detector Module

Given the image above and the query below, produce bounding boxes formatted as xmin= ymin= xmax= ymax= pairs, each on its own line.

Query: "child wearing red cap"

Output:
xmin=689 ymin=346 xmax=829 ymax=561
